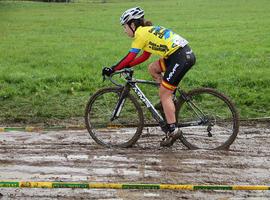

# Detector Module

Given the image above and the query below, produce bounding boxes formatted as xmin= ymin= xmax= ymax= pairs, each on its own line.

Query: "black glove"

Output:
xmin=102 ymin=67 xmax=114 ymax=77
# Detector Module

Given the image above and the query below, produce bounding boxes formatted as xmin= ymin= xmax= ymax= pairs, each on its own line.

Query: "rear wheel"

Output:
xmin=85 ymin=87 xmax=144 ymax=148
xmin=176 ymin=88 xmax=239 ymax=150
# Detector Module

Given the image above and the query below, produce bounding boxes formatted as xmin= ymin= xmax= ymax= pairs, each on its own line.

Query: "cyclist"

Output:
xmin=102 ymin=7 xmax=196 ymax=147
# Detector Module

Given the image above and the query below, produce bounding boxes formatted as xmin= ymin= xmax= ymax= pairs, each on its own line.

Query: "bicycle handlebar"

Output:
xmin=102 ymin=67 xmax=159 ymax=87
xmin=103 ymin=68 xmax=134 ymax=87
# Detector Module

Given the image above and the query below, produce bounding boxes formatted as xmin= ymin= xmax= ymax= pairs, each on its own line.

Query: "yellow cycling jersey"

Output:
xmin=130 ymin=25 xmax=189 ymax=58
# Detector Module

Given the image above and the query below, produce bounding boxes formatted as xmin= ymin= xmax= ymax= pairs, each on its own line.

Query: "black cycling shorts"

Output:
xmin=159 ymin=45 xmax=196 ymax=91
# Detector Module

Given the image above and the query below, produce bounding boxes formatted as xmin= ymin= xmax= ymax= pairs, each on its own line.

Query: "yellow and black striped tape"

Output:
xmin=0 ymin=126 xmax=85 ymax=132
xmin=0 ymin=181 xmax=269 ymax=190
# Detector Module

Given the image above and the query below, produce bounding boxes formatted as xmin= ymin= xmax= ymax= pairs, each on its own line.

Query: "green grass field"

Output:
xmin=0 ymin=0 xmax=269 ymax=124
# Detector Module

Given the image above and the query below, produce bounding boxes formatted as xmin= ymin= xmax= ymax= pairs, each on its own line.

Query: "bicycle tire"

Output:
xmin=176 ymin=88 xmax=239 ymax=150
xmin=85 ymin=87 xmax=144 ymax=148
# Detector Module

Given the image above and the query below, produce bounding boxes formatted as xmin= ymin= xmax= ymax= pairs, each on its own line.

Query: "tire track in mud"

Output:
xmin=0 ymin=124 xmax=269 ymax=199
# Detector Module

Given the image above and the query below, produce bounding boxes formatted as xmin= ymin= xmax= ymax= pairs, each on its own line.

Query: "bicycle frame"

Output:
xmin=108 ymin=69 xmax=209 ymax=131
xmin=111 ymin=79 xmax=168 ymax=132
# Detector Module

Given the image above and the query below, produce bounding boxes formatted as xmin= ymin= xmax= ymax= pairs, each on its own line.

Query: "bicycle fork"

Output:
xmin=110 ymin=86 xmax=129 ymax=121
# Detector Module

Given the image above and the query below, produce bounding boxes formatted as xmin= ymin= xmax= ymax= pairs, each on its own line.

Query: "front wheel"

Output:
xmin=176 ymin=88 xmax=239 ymax=150
xmin=85 ymin=87 xmax=144 ymax=148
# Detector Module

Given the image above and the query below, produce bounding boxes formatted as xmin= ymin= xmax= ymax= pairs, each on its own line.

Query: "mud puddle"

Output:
xmin=0 ymin=123 xmax=269 ymax=199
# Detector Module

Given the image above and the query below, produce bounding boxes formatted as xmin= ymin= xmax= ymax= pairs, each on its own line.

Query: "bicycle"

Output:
xmin=85 ymin=68 xmax=239 ymax=150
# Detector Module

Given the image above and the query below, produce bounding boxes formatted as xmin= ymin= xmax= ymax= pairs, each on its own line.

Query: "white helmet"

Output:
xmin=120 ymin=7 xmax=144 ymax=25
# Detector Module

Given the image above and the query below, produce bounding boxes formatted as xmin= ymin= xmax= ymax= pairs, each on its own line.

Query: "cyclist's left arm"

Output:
xmin=129 ymin=51 xmax=151 ymax=67
xmin=112 ymin=49 xmax=151 ymax=71
xmin=112 ymin=50 xmax=137 ymax=71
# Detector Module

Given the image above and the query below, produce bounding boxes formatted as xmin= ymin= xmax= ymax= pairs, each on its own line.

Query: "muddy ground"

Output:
xmin=0 ymin=121 xmax=269 ymax=199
